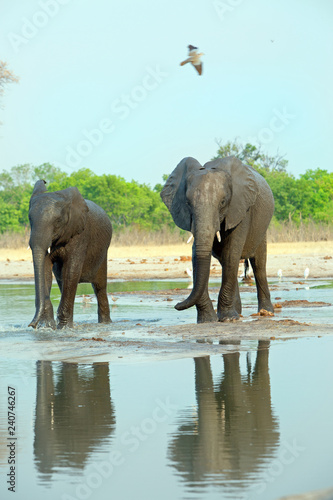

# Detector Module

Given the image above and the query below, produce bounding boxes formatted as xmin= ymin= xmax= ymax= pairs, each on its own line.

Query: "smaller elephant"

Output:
xmin=161 ymin=156 xmax=274 ymax=323
xmin=29 ymin=180 xmax=112 ymax=329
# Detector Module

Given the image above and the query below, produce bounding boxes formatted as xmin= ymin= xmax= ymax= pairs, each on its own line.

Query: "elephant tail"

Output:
xmin=244 ymin=259 xmax=250 ymax=279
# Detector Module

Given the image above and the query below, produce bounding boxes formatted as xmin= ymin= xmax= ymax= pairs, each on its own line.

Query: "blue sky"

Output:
xmin=1 ymin=0 xmax=333 ymax=187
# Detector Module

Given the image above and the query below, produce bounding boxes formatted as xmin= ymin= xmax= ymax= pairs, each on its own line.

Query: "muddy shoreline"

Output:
xmin=1 ymin=243 xmax=332 ymax=365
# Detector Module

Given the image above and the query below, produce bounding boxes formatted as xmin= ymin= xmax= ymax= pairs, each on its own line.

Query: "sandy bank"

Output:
xmin=0 ymin=241 xmax=332 ymax=280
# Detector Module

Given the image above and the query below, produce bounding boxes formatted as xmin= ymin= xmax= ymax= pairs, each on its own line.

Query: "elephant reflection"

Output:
xmin=168 ymin=341 xmax=279 ymax=487
xmin=34 ymin=361 xmax=115 ymax=479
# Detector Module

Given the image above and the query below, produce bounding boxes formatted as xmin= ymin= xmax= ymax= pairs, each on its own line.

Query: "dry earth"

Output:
xmin=0 ymin=241 xmax=332 ymax=280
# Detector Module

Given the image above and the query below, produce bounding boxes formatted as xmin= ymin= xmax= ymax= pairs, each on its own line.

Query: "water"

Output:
xmin=0 ymin=278 xmax=333 ymax=499
xmin=0 ymin=277 xmax=332 ymax=329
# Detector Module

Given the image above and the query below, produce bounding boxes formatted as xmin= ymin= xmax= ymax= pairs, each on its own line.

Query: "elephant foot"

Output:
xmin=99 ymin=316 xmax=112 ymax=324
xmin=28 ymin=311 xmax=56 ymax=330
xmin=29 ymin=315 xmax=56 ymax=330
xmin=258 ymin=299 xmax=274 ymax=314
xmin=57 ymin=321 xmax=73 ymax=329
xmin=217 ymin=309 xmax=240 ymax=322
xmin=57 ymin=316 xmax=74 ymax=329
xmin=196 ymin=303 xmax=218 ymax=324
xmin=197 ymin=311 xmax=218 ymax=324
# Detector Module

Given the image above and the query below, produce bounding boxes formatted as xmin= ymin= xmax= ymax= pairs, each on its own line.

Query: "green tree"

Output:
xmin=296 ymin=169 xmax=333 ymax=222
xmin=33 ymin=163 xmax=65 ymax=185
xmin=214 ymin=139 xmax=288 ymax=173
xmin=213 ymin=140 xmax=333 ymax=223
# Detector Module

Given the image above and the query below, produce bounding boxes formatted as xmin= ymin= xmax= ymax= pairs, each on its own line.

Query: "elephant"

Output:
xmin=28 ymin=180 xmax=112 ymax=329
xmin=161 ymin=156 xmax=274 ymax=323
xmin=168 ymin=342 xmax=279 ymax=489
xmin=34 ymin=361 xmax=115 ymax=476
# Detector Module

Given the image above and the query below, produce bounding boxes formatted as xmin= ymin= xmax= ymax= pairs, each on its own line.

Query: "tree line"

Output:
xmin=0 ymin=141 xmax=332 ymax=235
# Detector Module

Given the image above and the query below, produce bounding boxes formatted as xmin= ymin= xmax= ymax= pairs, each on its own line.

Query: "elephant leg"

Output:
xmin=217 ymin=254 xmax=241 ymax=322
xmin=195 ymin=287 xmax=217 ymax=323
xmin=39 ymin=255 xmax=56 ymax=329
xmin=56 ymin=262 xmax=81 ymax=329
xmin=234 ymin=279 xmax=242 ymax=315
xmin=192 ymin=244 xmax=217 ymax=323
xmin=92 ymin=257 xmax=111 ymax=324
xmin=249 ymin=238 xmax=274 ymax=313
xmin=53 ymin=261 xmax=63 ymax=294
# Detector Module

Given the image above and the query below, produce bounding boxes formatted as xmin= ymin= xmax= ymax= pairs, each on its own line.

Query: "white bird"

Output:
xmin=186 ymin=267 xmax=192 ymax=278
xmin=277 ymin=269 xmax=283 ymax=280
xmin=107 ymin=294 xmax=119 ymax=302
xmin=304 ymin=267 xmax=310 ymax=280
xmin=185 ymin=267 xmax=193 ymax=289
xmin=81 ymin=294 xmax=92 ymax=305
xmin=180 ymin=45 xmax=204 ymax=75
xmin=241 ymin=259 xmax=253 ymax=281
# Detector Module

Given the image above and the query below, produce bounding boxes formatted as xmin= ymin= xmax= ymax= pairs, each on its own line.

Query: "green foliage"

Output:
xmin=0 ymin=145 xmax=332 ymax=237
xmin=214 ymin=139 xmax=288 ymax=173
xmin=0 ymin=163 xmax=174 ymax=234
xmin=214 ymin=139 xmax=333 ymax=223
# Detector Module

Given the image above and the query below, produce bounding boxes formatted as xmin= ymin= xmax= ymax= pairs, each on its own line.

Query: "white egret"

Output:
xmin=185 ymin=267 xmax=193 ymax=289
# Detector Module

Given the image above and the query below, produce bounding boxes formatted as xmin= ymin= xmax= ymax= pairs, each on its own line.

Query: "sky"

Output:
xmin=1 ymin=0 xmax=333 ymax=188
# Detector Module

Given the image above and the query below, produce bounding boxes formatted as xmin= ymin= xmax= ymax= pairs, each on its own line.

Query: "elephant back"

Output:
xmin=85 ymin=199 xmax=112 ymax=245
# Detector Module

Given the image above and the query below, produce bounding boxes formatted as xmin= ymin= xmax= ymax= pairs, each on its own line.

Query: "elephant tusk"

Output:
xmin=216 ymin=231 xmax=221 ymax=242
xmin=27 ymin=245 xmax=30 ymax=250
xmin=48 ymin=247 xmax=51 ymax=254
xmin=187 ymin=234 xmax=194 ymax=244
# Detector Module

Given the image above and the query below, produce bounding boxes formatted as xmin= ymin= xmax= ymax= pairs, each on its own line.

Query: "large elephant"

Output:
xmin=168 ymin=342 xmax=279 ymax=489
xmin=28 ymin=180 xmax=112 ymax=329
xmin=161 ymin=156 xmax=274 ymax=323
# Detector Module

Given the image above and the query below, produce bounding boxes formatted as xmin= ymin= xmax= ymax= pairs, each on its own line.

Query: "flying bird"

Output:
xmin=180 ymin=45 xmax=204 ymax=75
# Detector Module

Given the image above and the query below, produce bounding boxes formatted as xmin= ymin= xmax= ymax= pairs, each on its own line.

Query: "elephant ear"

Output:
xmin=29 ymin=180 xmax=47 ymax=212
xmin=31 ymin=179 xmax=47 ymax=197
xmin=215 ymin=157 xmax=259 ymax=230
xmin=160 ymin=157 xmax=202 ymax=231
xmin=56 ymin=187 xmax=89 ymax=244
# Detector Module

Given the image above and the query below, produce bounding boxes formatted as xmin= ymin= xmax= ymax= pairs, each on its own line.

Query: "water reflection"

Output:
xmin=168 ymin=341 xmax=279 ymax=494
xmin=34 ymin=362 xmax=115 ymax=482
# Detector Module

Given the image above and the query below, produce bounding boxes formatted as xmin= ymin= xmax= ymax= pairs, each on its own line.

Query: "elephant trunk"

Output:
xmin=175 ymin=242 xmax=213 ymax=311
xmin=29 ymin=247 xmax=47 ymax=328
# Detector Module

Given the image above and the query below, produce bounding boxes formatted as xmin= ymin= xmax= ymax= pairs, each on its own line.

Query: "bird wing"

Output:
xmin=180 ymin=58 xmax=191 ymax=66
xmin=192 ymin=62 xmax=203 ymax=75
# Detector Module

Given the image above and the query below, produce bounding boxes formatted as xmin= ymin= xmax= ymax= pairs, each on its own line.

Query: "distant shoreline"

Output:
xmin=0 ymin=241 xmax=332 ymax=280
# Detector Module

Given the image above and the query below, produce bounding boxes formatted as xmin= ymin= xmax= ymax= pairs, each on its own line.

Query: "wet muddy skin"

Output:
xmin=0 ymin=278 xmax=333 ymax=500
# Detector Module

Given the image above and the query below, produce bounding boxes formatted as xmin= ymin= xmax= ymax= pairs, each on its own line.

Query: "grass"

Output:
xmin=0 ymin=229 xmax=30 ymax=249
xmin=267 ymin=220 xmax=333 ymax=243
xmin=0 ymin=226 xmax=188 ymax=249
xmin=112 ymin=227 xmax=188 ymax=246
xmin=1 ymin=221 xmax=332 ymax=249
